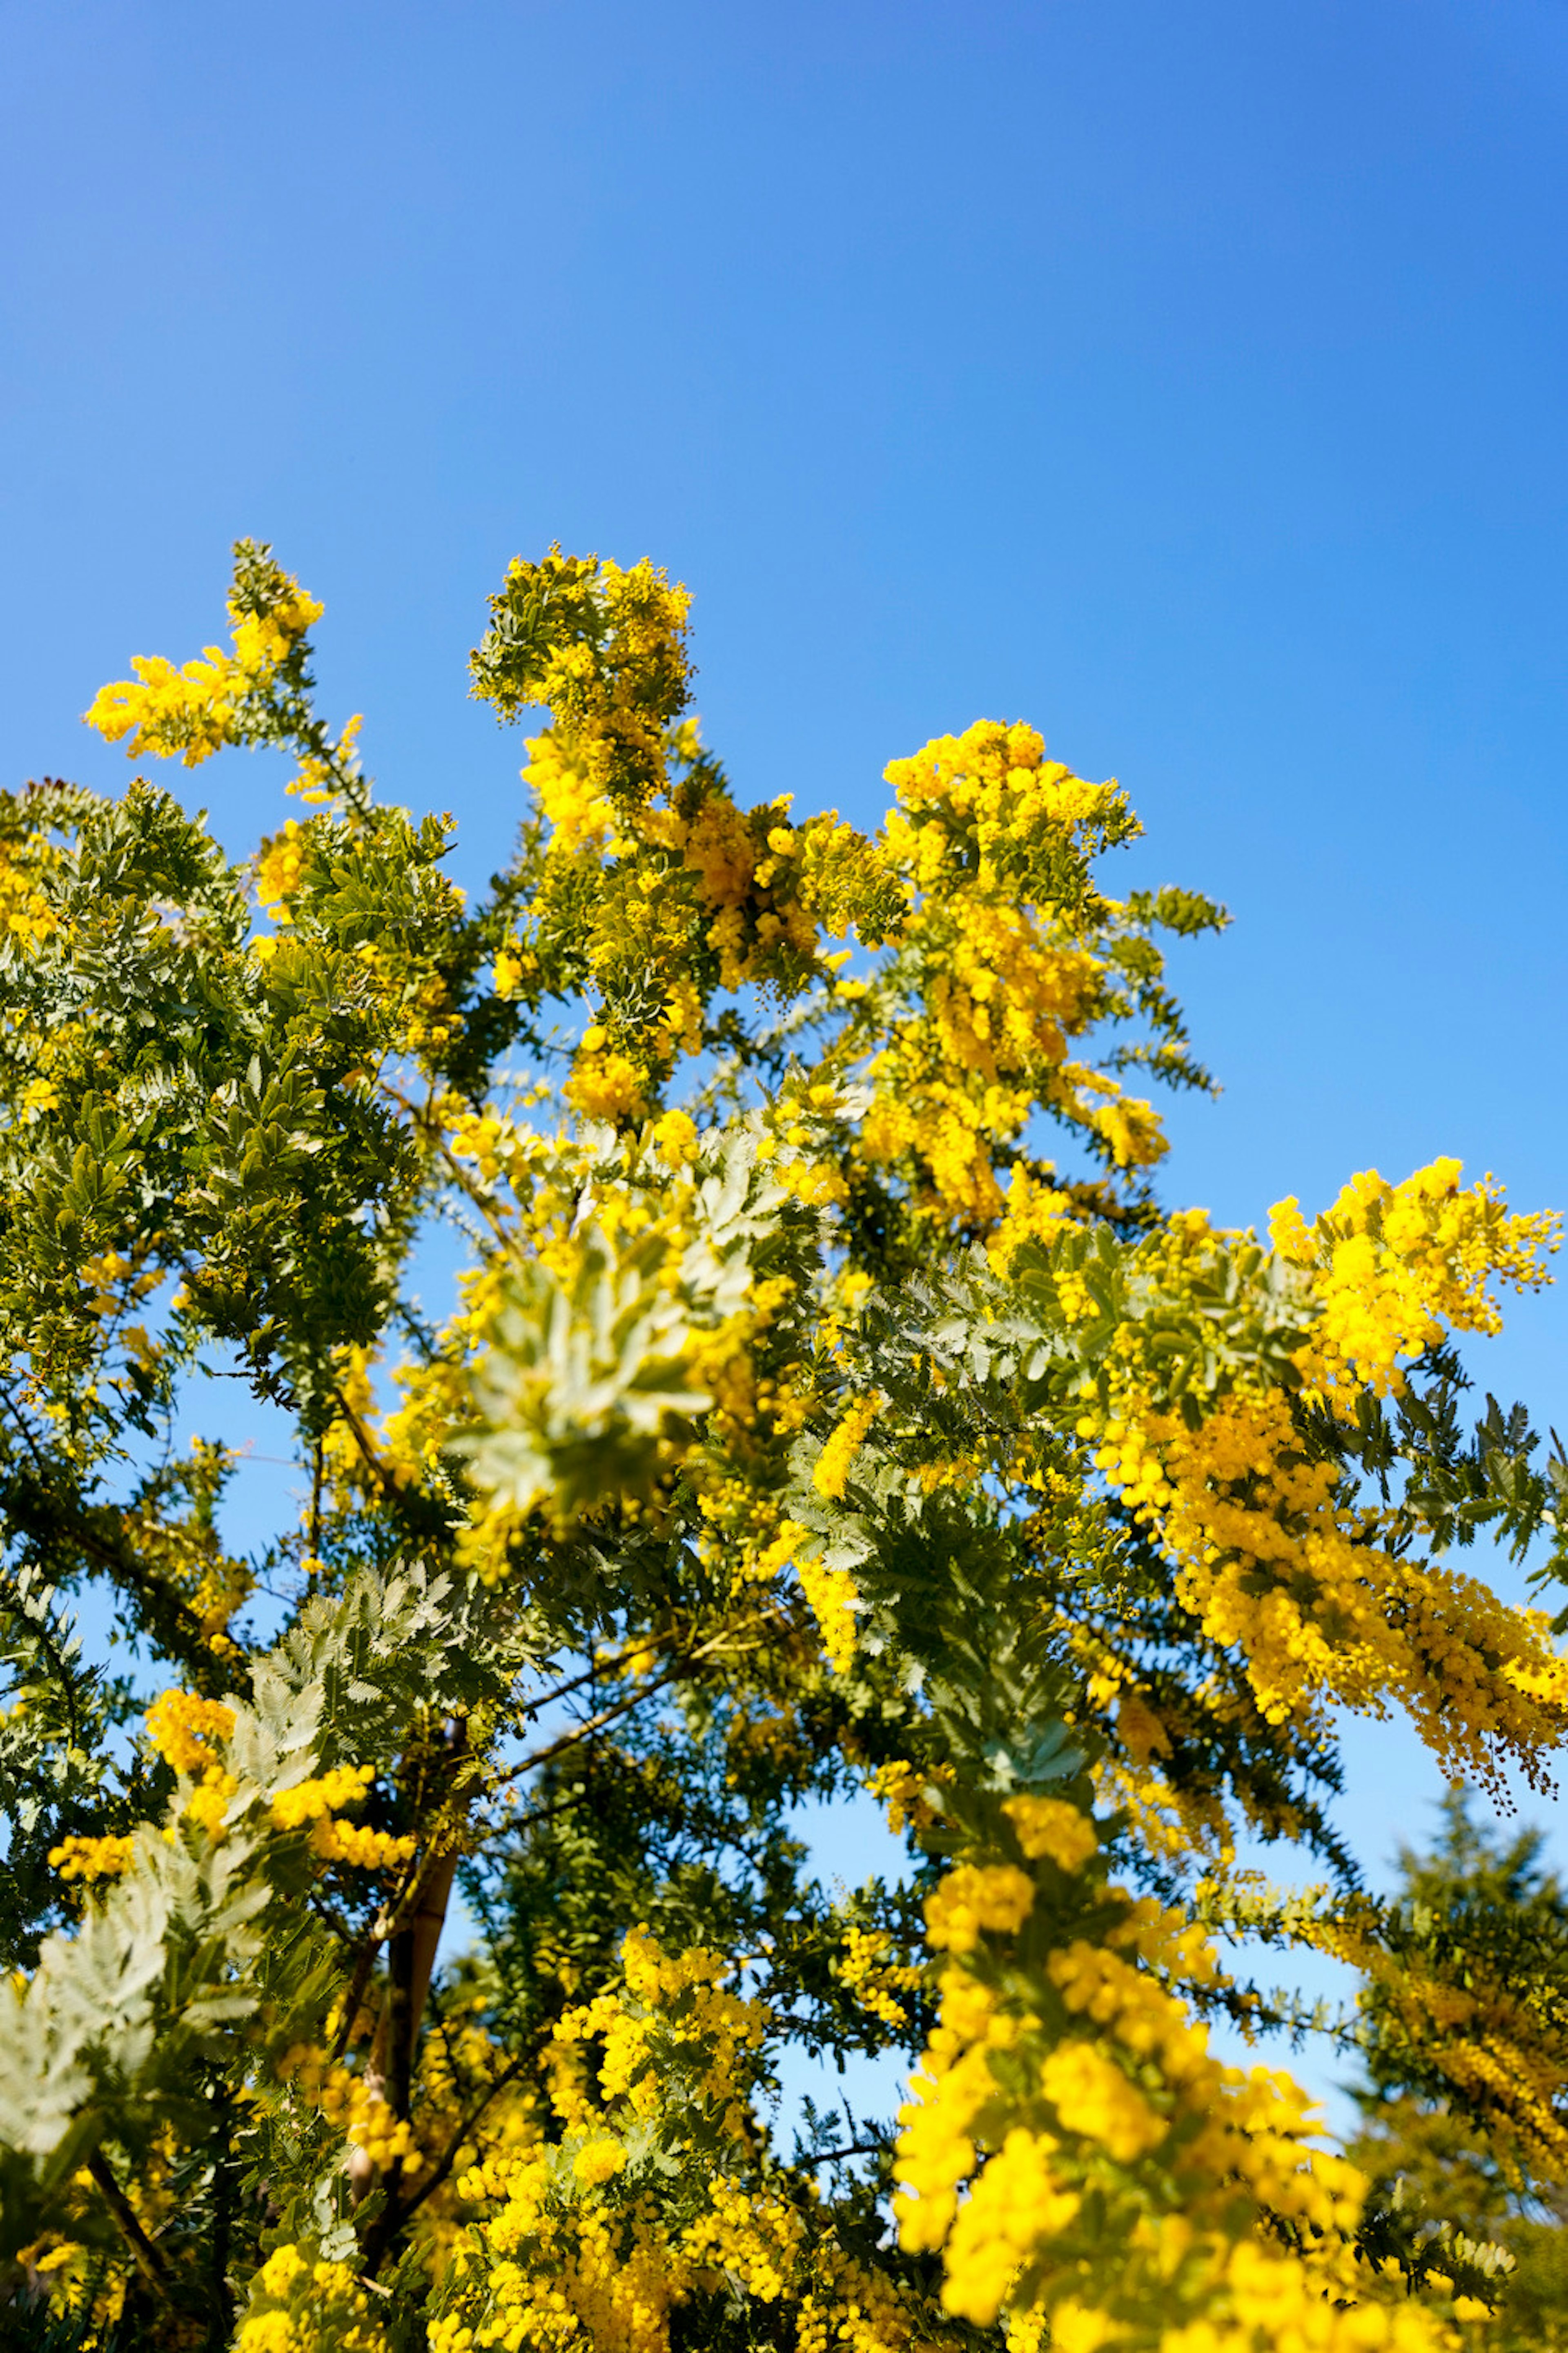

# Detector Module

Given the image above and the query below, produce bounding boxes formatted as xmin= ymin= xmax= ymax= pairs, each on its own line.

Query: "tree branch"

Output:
xmin=87 ymin=2146 xmax=174 ymax=2303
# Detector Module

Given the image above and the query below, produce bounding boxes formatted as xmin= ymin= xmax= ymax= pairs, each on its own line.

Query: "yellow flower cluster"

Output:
xmin=796 ymin=2246 xmax=964 ymax=2353
xmin=550 ymin=1925 xmax=768 ymax=2141
xmin=813 ymin=1392 xmax=880 ymax=1500
xmin=939 ymin=2128 xmax=1082 ymax=2326
xmin=185 ymin=1763 xmax=239 ymax=1839
xmin=476 ymin=549 xmax=693 ymax=802
xmin=270 ymin=1763 xmax=377 ymax=1829
xmin=436 ymin=2151 xmax=679 ymax=2353
xmin=883 ymin=721 xmax=1118 ymax=856
xmin=924 ymin=1863 xmax=1036 ymax=1955
xmin=318 ymin=2063 xmax=424 ymax=2177
xmin=861 ymin=721 xmax=1167 ymax=1223
xmin=1311 ymin=1905 xmax=1568 ymax=2182
xmin=430 ymin=1913 xmax=945 ymax=2353
xmin=0 ymin=840 xmax=60 ymax=947
xmin=797 ymin=1543 xmax=860 ymax=1672
xmin=310 ymin=1816 xmax=418 ymax=1869
xmin=986 ymin=1163 xmax=1075 ymax=1272
xmin=526 ymin=725 xmax=617 ymax=856
xmin=270 ymin=1765 xmax=418 ymax=1869
xmin=277 ymin=2044 xmax=423 ymax=2181
xmin=572 ymin=2136 xmax=628 ymax=2186
xmin=564 ymin=1047 xmax=648 ymax=1125
xmin=84 ymin=573 xmax=322 ymax=767
xmin=893 ymin=1862 xmax=1467 ymax=2351
xmin=1002 ymin=1794 xmax=1099 ymax=1871
xmin=145 ymin=1687 xmax=236 ymax=1774
xmin=1091 ymin=1380 xmax=1568 ymax=1785
xmin=683 ymin=2179 xmax=806 ymax=2298
xmin=837 ymin=1925 xmax=924 ymax=2030
xmin=1068 ymin=1161 xmax=1568 ymax=1789
xmin=870 ymin=1757 xmax=950 ymax=1836
xmin=1038 ymin=2038 xmax=1165 ymax=2162
xmin=1270 ymin=1158 xmax=1559 ymax=1407
xmin=256 ymin=817 xmax=308 ymax=915
xmin=47 ymin=1832 xmax=135 ymax=1883
xmin=895 ymin=1972 xmax=1018 ymax=2256
xmin=233 ymin=2240 xmax=388 ymax=2353
xmin=440 ymin=2127 xmax=959 ymax=2353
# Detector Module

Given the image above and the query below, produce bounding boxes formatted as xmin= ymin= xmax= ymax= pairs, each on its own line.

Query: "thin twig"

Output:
xmin=785 ymin=2137 xmax=889 ymax=2172
xmin=87 ymin=2147 xmax=174 ymax=2301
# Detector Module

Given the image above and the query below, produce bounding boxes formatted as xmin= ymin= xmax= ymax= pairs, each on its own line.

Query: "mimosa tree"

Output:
xmin=1 ymin=542 xmax=1565 ymax=2350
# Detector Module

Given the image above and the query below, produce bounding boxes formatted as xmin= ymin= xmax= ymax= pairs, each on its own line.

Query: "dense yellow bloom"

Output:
xmin=1271 ymin=1159 xmax=1559 ymax=1407
xmin=84 ymin=566 xmax=322 ymax=766
xmin=924 ymin=1863 xmax=1036 ymax=1954
xmin=234 ymin=2240 xmax=389 ymax=2353
xmin=48 ymin=1832 xmax=134 ymax=1883
xmin=145 ymin=1688 xmax=236 ymax=1774
xmin=1068 ymin=1161 xmax=1568 ymax=1791
xmin=1038 ymin=2040 xmax=1165 ymax=2162
xmin=862 ymin=720 xmax=1169 ymax=1223
xmin=1 ymin=840 xmax=60 ymax=948
xmin=940 ymin=2130 xmax=1082 ymax=2325
xmin=270 ymin=1763 xmax=376 ymax=1829
xmin=1002 ymin=1794 xmax=1098 ymax=1871
xmin=1092 ymin=1381 xmax=1568 ymax=1785
xmin=256 ymin=816 xmax=308 ymax=913
xmin=185 ymin=1764 xmax=239 ymax=1838
xmin=795 ymin=1540 xmax=860 ymax=1670
xmin=565 ymin=1047 xmax=647 ymax=1124
xmin=266 ymin=1765 xmax=417 ymax=1868
xmin=837 ymin=1925 xmax=923 ymax=2030
xmin=572 ymin=2136 xmax=628 ymax=2186
xmin=813 ymin=1392 xmax=880 ymax=1500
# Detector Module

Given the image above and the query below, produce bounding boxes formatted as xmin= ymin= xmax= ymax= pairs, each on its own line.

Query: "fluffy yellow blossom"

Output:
xmin=924 ymin=1863 xmax=1036 ymax=1954
xmin=267 ymin=1764 xmax=414 ymax=1865
xmin=565 ymin=1048 xmax=647 ymax=1124
xmin=1271 ymin=1159 xmax=1559 ymax=1407
xmin=797 ymin=1544 xmax=860 ymax=1671
xmin=234 ymin=2239 xmax=389 ymax=2353
xmin=1002 ymin=1793 xmax=1098 ymax=1872
xmin=813 ymin=1392 xmax=880 ymax=1500
xmin=837 ymin=1925 xmax=923 ymax=2030
xmin=1037 ymin=2040 xmax=1166 ymax=2162
xmin=572 ymin=2135 xmax=628 ymax=2186
xmin=650 ymin=1106 xmax=699 ymax=1164
xmin=940 ymin=2129 xmax=1082 ymax=2325
xmin=860 ymin=719 xmax=1174 ymax=1222
xmin=48 ymin=1832 xmax=135 ymax=1883
xmin=270 ymin=1763 xmax=376 ymax=1830
xmin=315 ymin=2063 xmax=424 ymax=2176
xmin=145 ymin=1688 xmax=236 ymax=1774
xmin=186 ymin=1765 xmax=239 ymax=1839
xmin=85 ymin=560 xmax=322 ymax=767
xmin=256 ymin=818 xmax=308 ymax=914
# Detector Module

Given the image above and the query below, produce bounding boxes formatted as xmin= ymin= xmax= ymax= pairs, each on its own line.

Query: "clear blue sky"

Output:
xmin=5 ymin=0 xmax=1568 ymax=2113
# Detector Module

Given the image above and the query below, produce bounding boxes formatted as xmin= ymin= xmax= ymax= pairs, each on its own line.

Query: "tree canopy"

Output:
xmin=2 ymin=542 xmax=1566 ymax=2351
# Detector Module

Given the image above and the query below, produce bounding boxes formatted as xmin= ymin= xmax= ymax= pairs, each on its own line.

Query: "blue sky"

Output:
xmin=5 ymin=0 xmax=1568 ymax=2119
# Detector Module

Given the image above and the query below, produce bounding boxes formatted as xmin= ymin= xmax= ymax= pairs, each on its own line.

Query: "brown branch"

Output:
xmin=0 ymin=1377 xmax=50 ymax=1473
xmin=486 ymin=1609 xmax=783 ymax=1793
xmin=366 ymin=2052 xmax=531 ymax=2273
xmin=326 ymin=1381 xmax=399 ymax=1497
xmin=515 ymin=1641 xmax=648 ymax=1725
xmin=0 ymin=1480 xmax=216 ymax=1675
xmin=786 ymin=2137 xmax=889 ymax=2172
xmin=86 ymin=2147 xmax=174 ymax=2302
